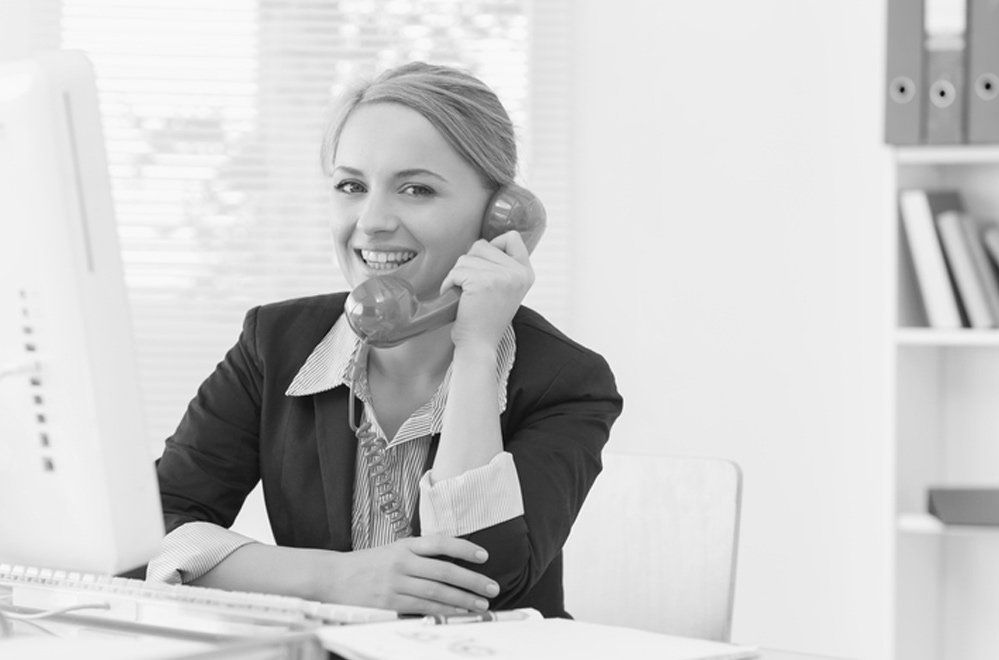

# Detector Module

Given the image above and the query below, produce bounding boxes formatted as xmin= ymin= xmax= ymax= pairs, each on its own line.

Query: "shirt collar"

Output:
xmin=285 ymin=314 xmax=517 ymax=414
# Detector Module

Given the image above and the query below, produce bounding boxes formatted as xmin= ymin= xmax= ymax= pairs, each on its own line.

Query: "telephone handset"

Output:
xmin=344 ymin=183 xmax=546 ymax=348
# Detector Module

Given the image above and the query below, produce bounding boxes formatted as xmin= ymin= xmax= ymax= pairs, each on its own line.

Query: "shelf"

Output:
xmin=898 ymin=513 xmax=999 ymax=537
xmin=893 ymin=146 xmax=999 ymax=164
xmin=895 ymin=328 xmax=999 ymax=346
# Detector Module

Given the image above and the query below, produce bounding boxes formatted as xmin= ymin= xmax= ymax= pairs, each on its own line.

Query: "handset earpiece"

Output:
xmin=478 ymin=183 xmax=546 ymax=253
xmin=345 ymin=184 xmax=546 ymax=347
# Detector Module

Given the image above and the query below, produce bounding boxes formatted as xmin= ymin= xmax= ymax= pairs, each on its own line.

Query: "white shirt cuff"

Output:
xmin=418 ymin=451 xmax=525 ymax=537
xmin=145 ymin=522 xmax=257 ymax=585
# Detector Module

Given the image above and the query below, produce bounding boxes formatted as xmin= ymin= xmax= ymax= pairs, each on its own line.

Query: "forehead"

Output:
xmin=335 ymin=102 xmax=469 ymax=177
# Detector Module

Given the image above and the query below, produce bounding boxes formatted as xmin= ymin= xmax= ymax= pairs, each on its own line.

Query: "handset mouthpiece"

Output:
xmin=344 ymin=275 xmax=460 ymax=348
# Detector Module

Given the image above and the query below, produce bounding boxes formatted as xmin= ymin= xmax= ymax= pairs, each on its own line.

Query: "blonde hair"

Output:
xmin=321 ymin=62 xmax=517 ymax=189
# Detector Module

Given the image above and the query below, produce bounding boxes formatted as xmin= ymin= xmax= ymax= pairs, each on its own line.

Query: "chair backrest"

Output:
xmin=562 ymin=452 xmax=742 ymax=642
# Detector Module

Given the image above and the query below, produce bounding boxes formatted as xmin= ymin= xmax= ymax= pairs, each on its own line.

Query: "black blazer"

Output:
xmin=156 ymin=293 xmax=623 ymax=618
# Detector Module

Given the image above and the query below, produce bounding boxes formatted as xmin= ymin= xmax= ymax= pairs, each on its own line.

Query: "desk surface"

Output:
xmin=761 ymin=650 xmax=853 ymax=660
xmin=0 ymin=616 xmax=324 ymax=659
xmin=1 ymin=610 xmax=852 ymax=660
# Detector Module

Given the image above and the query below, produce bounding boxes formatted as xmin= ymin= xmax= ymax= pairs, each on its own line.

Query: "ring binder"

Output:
xmin=967 ymin=0 xmax=999 ymax=142
xmin=923 ymin=0 xmax=967 ymax=144
xmin=884 ymin=0 xmax=924 ymax=144
xmin=924 ymin=46 xmax=966 ymax=144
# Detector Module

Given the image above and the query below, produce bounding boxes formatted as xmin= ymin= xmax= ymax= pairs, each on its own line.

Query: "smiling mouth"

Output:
xmin=357 ymin=249 xmax=417 ymax=271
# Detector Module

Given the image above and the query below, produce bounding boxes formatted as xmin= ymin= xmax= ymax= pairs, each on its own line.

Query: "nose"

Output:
xmin=356 ymin=191 xmax=400 ymax=235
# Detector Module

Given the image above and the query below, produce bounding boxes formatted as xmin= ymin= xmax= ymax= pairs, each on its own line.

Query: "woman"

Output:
xmin=150 ymin=62 xmax=622 ymax=618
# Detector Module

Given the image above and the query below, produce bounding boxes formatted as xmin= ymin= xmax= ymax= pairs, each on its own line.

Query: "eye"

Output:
xmin=400 ymin=183 xmax=435 ymax=197
xmin=334 ymin=180 xmax=366 ymax=194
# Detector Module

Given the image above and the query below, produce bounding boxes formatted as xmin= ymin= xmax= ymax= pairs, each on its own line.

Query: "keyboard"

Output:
xmin=0 ymin=563 xmax=397 ymax=637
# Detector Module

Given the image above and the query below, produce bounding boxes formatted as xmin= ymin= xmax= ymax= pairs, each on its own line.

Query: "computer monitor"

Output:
xmin=0 ymin=51 xmax=164 ymax=575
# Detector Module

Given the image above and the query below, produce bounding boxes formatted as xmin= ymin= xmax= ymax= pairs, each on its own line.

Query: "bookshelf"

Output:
xmin=892 ymin=147 xmax=999 ymax=660
xmin=895 ymin=328 xmax=999 ymax=346
xmin=895 ymin=146 xmax=999 ymax=164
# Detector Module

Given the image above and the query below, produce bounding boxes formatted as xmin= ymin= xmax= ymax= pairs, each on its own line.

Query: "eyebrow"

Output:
xmin=332 ymin=166 xmax=448 ymax=183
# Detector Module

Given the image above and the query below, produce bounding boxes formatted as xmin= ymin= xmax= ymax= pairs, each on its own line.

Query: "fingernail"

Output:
xmin=475 ymin=550 xmax=488 ymax=561
xmin=474 ymin=599 xmax=489 ymax=610
xmin=485 ymin=582 xmax=499 ymax=595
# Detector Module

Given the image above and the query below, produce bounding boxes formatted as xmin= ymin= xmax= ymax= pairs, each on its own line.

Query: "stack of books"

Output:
xmin=899 ymin=188 xmax=999 ymax=329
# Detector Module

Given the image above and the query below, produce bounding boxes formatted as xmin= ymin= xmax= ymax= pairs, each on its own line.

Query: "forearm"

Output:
xmin=433 ymin=343 xmax=504 ymax=482
xmin=191 ymin=543 xmax=328 ymax=600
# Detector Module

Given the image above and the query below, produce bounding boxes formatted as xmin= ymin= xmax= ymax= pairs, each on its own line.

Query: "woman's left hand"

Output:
xmin=440 ymin=230 xmax=534 ymax=351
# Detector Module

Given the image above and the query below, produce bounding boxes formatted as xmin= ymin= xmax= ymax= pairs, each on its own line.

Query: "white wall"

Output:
xmin=568 ymin=2 xmax=892 ymax=658
xmin=0 ymin=2 xmax=28 ymax=60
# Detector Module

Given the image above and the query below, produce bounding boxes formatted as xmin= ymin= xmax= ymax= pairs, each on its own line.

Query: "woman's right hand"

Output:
xmin=314 ymin=535 xmax=500 ymax=615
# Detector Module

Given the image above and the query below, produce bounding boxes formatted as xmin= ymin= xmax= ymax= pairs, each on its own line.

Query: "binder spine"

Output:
xmin=967 ymin=0 xmax=999 ymax=143
xmin=885 ymin=0 xmax=925 ymax=144
xmin=924 ymin=45 xmax=967 ymax=144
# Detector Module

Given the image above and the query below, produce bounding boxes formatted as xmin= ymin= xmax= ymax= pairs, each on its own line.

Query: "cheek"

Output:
xmin=329 ymin=205 xmax=354 ymax=246
xmin=428 ymin=216 xmax=480 ymax=262
xmin=449 ymin=205 xmax=485 ymax=242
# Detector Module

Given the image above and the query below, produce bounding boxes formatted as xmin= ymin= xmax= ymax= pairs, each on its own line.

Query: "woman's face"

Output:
xmin=329 ymin=102 xmax=492 ymax=299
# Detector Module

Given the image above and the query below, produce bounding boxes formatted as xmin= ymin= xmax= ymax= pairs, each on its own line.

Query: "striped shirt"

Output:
xmin=147 ymin=315 xmax=523 ymax=584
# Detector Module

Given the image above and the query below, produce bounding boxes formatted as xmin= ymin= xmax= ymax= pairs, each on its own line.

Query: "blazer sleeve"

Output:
xmin=155 ymin=306 xmax=264 ymax=534
xmin=460 ymin=350 xmax=623 ymax=609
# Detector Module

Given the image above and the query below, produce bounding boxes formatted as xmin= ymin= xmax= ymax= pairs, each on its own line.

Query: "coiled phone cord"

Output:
xmin=348 ymin=340 xmax=411 ymax=540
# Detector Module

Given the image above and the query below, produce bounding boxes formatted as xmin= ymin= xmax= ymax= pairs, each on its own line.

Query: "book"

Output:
xmin=961 ymin=215 xmax=999 ymax=324
xmin=984 ymin=225 xmax=999 ymax=272
xmin=935 ymin=211 xmax=998 ymax=328
xmin=898 ymin=190 xmax=965 ymax=328
xmin=316 ymin=614 xmax=759 ymax=660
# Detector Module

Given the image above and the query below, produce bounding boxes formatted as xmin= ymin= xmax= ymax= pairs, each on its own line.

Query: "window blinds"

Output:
xmin=35 ymin=0 xmax=571 ymax=450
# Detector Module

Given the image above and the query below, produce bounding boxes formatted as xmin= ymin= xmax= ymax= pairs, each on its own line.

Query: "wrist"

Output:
xmin=452 ymin=340 xmax=499 ymax=365
xmin=302 ymin=548 xmax=344 ymax=601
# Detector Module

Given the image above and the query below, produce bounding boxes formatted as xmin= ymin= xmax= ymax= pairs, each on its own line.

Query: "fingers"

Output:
xmin=405 ymin=536 xmax=499 ymax=600
xmin=468 ymin=233 xmax=529 ymax=266
xmin=390 ymin=594 xmax=470 ymax=616
xmin=487 ymin=230 xmax=530 ymax=264
xmin=410 ymin=556 xmax=499 ymax=599
xmin=440 ymin=253 xmax=533 ymax=296
xmin=438 ymin=255 xmax=503 ymax=296
xmin=409 ymin=535 xmax=489 ymax=563
xmin=439 ymin=233 xmax=534 ymax=297
xmin=396 ymin=576 xmax=491 ymax=613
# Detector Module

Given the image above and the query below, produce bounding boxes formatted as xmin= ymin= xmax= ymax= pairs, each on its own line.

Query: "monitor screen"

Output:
xmin=0 ymin=51 xmax=164 ymax=575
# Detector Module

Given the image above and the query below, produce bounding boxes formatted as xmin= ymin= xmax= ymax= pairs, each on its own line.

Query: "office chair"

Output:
xmin=562 ymin=452 xmax=743 ymax=642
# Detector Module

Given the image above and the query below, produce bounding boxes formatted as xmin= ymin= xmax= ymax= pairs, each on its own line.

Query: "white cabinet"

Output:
xmin=892 ymin=147 xmax=999 ymax=660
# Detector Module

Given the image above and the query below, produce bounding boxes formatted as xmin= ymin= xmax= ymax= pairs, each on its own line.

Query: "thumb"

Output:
xmin=488 ymin=230 xmax=530 ymax=265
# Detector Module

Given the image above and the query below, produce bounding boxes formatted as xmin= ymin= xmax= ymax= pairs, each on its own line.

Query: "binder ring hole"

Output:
xmin=889 ymin=76 xmax=915 ymax=104
xmin=929 ymin=80 xmax=956 ymax=108
xmin=976 ymin=73 xmax=999 ymax=101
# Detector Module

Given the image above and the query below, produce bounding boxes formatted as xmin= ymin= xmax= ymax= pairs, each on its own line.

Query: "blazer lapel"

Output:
xmin=313 ymin=386 xmax=357 ymax=551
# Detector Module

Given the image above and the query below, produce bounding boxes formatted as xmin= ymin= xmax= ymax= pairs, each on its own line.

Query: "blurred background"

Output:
xmin=0 ymin=1 xmax=891 ymax=658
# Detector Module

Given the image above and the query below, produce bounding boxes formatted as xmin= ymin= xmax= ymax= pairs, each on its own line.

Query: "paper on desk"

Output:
xmin=317 ymin=616 xmax=759 ymax=660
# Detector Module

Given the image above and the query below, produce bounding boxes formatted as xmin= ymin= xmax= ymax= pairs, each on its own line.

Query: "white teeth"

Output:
xmin=359 ymin=249 xmax=416 ymax=269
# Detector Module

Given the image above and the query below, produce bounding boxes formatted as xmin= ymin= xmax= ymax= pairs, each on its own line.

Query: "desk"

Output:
xmin=0 ymin=615 xmax=324 ymax=659
xmin=0 ymin=623 xmax=852 ymax=660
xmin=1 ymin=608 xmax=851 ymax=660
xmin=760 ymin=650 xmax=854 ymax=660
